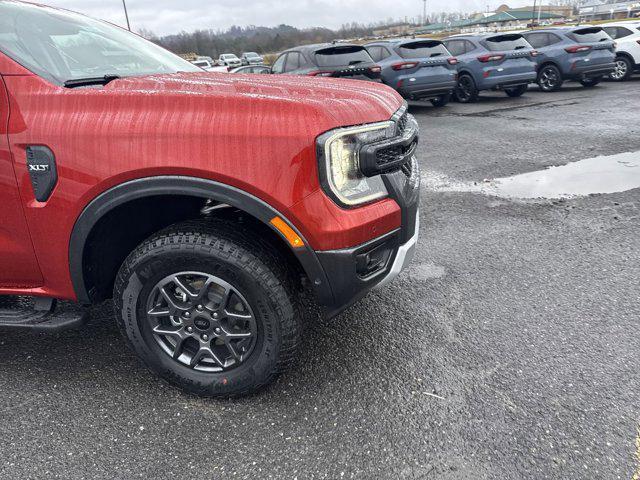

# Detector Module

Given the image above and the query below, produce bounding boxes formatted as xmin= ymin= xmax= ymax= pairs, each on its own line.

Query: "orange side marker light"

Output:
xmin=270 ymin=217 xmax=304 ymax=248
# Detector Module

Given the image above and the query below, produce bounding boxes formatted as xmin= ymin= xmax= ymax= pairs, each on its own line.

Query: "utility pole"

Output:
xmin=531 ymin=0 xmax=537 ymax=26
xmin=423 ymin=0 xmax=427 ymax=25
xmin=122 ymin=0 xmax=131 ymax=31
xmin=537 ymin=1 xmax=543 ymax=24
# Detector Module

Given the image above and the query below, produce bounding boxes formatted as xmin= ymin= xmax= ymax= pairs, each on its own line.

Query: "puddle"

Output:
xmin=424 ymin=151 xmax=640 ymax=199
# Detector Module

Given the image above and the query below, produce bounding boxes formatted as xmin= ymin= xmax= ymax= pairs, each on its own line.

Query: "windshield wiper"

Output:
xmin=63 ymin=74 xmax=120 ymax=88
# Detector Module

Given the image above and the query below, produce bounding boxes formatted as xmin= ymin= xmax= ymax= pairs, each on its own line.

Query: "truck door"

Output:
xmin=0 ymin=76 xmax=43 ymax=287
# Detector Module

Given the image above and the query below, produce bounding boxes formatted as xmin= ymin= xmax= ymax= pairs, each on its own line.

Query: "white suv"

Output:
xmin=602 ymin=21 xmax=640 ymax=81
xmin=218 ymin=53 xmax=242 ymax=67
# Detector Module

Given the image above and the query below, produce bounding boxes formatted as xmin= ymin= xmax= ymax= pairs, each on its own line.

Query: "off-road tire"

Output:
xmin=113 ymin=219 xmax=302 ymax=397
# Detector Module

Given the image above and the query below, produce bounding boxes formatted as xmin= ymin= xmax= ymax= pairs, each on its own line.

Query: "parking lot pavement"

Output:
xmin=1 ymin=80 xmax=639 ymax=480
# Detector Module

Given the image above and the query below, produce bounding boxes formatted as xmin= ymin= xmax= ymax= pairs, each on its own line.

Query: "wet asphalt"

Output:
xmin=1 ymin=79 xmax=639 ymax=479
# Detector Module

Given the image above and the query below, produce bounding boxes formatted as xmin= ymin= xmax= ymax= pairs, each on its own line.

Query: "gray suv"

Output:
xmin=271 ymin=43 xmax=381 ymax=81
xmin=365 ymin=38 xmax=458 ymax=107
xmin=523 ymin=27 xmax=616 ymax=91
xmin=443 ymin=33 xmax=537 ymax=103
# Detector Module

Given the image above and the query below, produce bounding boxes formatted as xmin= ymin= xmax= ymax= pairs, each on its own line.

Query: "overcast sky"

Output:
xmin=42 ymin=0 xmax=530 ymax=36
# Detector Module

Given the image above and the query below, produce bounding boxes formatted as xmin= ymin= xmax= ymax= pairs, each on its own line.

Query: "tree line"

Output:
xmin=143 ymin=23 xmax=378 ymax=58
xmin=142 ymin=1 xmax=584 ymax=58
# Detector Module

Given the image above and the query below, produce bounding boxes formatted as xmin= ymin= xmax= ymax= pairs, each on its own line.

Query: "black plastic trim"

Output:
xmin=359 ymin=121 xmax=418 ymax=176
xmin=69 ymin=176 xmax=333 ymax=306
xmin=399 ymin=81 xmax=457 ymax=100
xmin=316 ymin=229 xmax=400 ymax=318
xmin=568 ymin=63 xmax=616 ymax=79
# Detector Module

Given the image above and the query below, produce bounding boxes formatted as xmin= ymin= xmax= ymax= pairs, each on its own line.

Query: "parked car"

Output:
xmin=218 ymin=53 xmax=242 ymax=67
xmin=442 ymin=33 xmax=538 ymax=103
xmin=365 ymin=38 xmax=458 ymax=107
xmin=231 ymin=65 xmax=272 ymax=74
xmin=522 ymin=27 xmax=616 ymax=91
xmin=191 ymin=59 xmax=215 ymax=71
xmin=0 ymin=1 xmax=419 ymax=398
xmin=241 ymin=52 xmax=264 ymax=65
xmin=271 ymin=43 xmax=382 ymax=81
xmin=196 ymin=55 xmax=216 ymax=65
xmin=600 ymin=21 xmax=640 ymax=80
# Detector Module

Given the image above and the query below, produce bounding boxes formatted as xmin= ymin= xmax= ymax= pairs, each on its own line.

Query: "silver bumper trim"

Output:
xmin=375 ymin=212 xmax=419 ymax=289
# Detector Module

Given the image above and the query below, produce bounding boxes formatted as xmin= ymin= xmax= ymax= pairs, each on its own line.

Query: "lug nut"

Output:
xmin=202 ymin=334 xmax=209 ymax=341
xmin=186 ymin=326 xmax=194 ymax=333
xmin=197 ymin=305 xmax=203 ymax=311
xmin=215 ymin=328 xmax=221 ymax=334
xmin=213 ymin=312 xmax=219 ymax=319
xmin=183 ymin=311 xmax=191 ymax=318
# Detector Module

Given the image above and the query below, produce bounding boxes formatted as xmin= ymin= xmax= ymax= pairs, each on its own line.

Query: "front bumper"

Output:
xmin=315 ymin=154 xmax=420 ymax=318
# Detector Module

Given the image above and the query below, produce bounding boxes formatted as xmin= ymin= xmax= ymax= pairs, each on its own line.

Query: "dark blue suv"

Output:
xmin=443 ymin=33 xmax=538 ymax=103
xmin=522 ymin=27 xmax=616 ymax=91
xmin=365 ymin=38 xmax=458 ymax=107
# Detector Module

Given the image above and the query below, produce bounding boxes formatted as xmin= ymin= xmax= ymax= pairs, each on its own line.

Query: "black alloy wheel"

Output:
xmin=537 ymin=65 xmax=563 ymax=92
xmin=455 ymin=74 xmax=479 ymax=103
xmin=146 ymin=272 xmax=258 ymax=372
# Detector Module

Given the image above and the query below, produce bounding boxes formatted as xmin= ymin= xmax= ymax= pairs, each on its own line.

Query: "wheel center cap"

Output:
xmin=194 ymin=317 xmax=211 ymax=331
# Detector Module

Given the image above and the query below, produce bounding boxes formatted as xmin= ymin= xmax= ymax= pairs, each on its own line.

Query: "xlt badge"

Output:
xmin=26 ymin=146 xmax=58 ymax=202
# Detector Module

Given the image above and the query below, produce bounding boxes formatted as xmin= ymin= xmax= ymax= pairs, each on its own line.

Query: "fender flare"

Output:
xmin=69 ymin=176 xmax=333 ymax=305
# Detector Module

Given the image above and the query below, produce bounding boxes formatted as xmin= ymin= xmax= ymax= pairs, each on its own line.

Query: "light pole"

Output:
xmin=122 ymin=0 xmax=131 ymax=31
xmin=423 ymin=0 xmax=427 ymax=25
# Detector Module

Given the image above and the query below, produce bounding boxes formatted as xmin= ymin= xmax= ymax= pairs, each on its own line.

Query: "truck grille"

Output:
xmin=396 ymin=112 xmax=409 ymax=136
xmin=373 ymin=112 xmax=417 ymax=173
xmin=376 ymin=143 xmax=414 ymax=171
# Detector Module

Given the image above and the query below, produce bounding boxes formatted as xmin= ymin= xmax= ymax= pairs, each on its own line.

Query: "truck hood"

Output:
xmin=103 ymin=72 xmax=403 ymax=127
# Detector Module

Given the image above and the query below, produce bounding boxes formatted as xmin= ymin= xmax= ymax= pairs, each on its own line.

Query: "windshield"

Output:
xmin=314 ymin=46 xmax=373 ymax=67
xmin=245 ymin=52 xmax=259 ymax=58
xmin=0 ymin=1 xmax=200 ymax=85
xmin=222 ymin=54 xmax=238 ymax=59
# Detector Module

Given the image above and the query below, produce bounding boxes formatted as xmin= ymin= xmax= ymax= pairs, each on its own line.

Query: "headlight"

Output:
xmin=318 ymin=121 xmax=395 ymax=207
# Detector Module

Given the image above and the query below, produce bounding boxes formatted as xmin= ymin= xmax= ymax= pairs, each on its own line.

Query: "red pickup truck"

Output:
xmin=0 ymin=1 xmax=420 ymax=396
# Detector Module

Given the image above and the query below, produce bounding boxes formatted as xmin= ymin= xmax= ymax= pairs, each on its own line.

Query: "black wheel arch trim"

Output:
xmin=68 ymin=175 xmax=334 ymax=306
